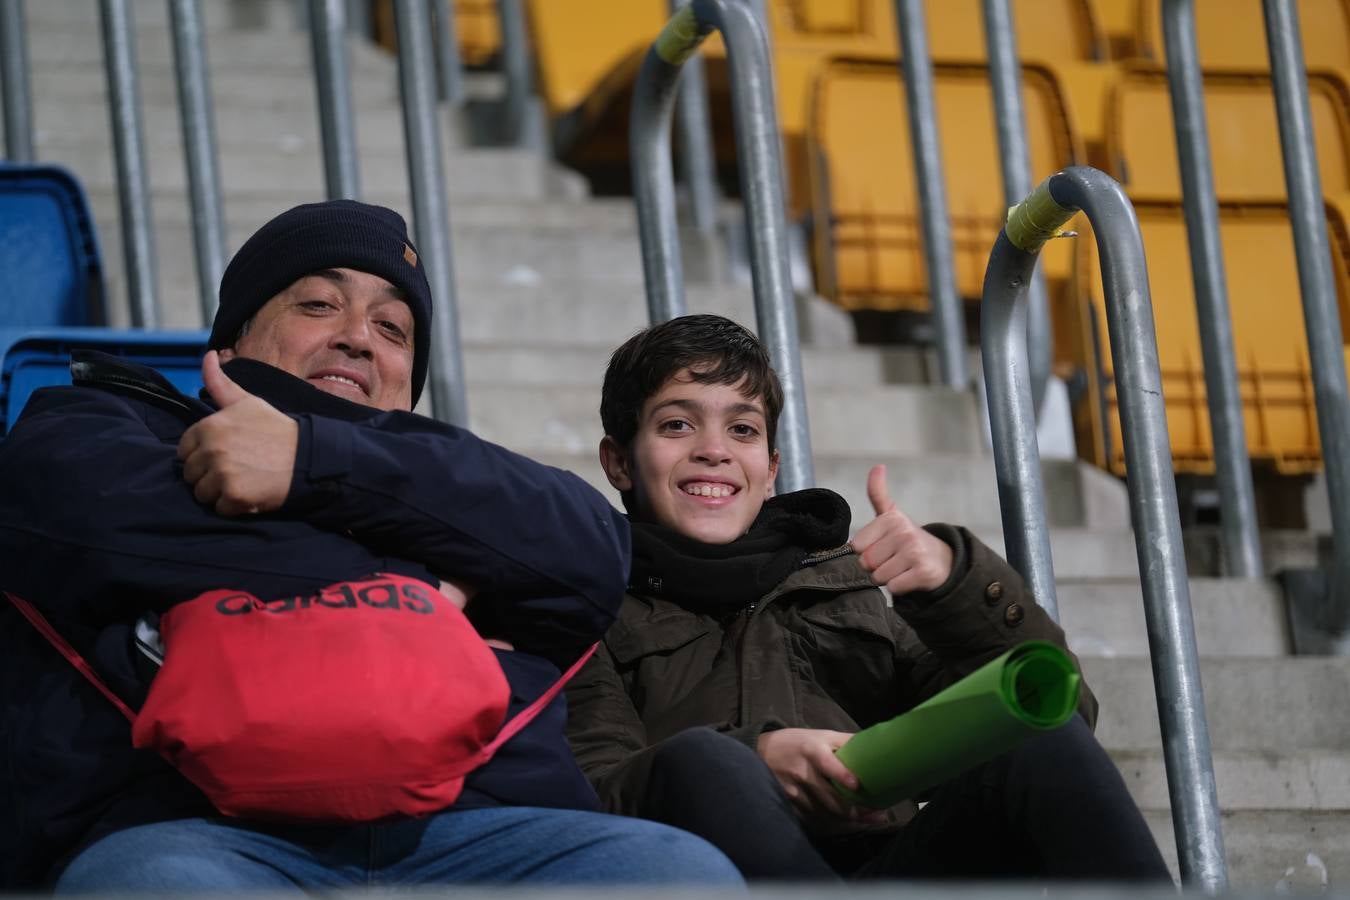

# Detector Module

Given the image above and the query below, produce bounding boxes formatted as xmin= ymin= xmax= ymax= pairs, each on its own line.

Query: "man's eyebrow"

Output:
xmin=311 ymin=268 xmax=408 ymax=302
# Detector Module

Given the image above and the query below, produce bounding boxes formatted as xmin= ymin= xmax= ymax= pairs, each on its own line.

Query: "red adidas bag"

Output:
xmin=6 ymin=574 xmax=594 ymax=823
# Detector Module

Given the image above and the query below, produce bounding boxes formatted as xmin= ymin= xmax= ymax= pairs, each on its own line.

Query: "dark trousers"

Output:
xmin=638 ymin=718 xmax=1172 ymax=882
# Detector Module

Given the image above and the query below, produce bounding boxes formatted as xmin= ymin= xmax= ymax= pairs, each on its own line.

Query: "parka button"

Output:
xmin=1004 ymin=603 xmax=1025 ymax=627
xmin=984 ymin=581 xmax=1003 ymax=605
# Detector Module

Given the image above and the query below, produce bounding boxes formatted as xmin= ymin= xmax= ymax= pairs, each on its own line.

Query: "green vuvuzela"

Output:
xmin=834 ymin=640 xmax=1080 ymax=809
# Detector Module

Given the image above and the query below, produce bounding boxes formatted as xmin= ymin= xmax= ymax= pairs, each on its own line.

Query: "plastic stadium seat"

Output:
xmin=0 ymin=328 xmax=209 ymax=437
xmin=1071 ymin=204 xmax=1350 ymax=475
xmin=0 ymin=164 xmax=105 ymax=328
xmin=807 ymin=60 xmax=1082 ymax=312
xmin=1107 ymin=67 xmax=1350 ymax=203
xmin=1134 ymin=0 xmax=1350 ymax=82
xmin=372 ymin=0 xmax=502 ymax=67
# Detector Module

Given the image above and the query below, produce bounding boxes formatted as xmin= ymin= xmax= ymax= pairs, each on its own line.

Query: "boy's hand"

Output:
xmin=177 ymin=352 xmax=298 ymax=516
xmin=757 ymin=728 xmax=889 ymax=827
xmin=851 ymin=464 xmax=953 ymax=595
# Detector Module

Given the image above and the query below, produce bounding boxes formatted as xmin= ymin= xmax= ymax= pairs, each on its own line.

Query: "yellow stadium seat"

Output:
xmin=370 ymin=1 xmax=501 ymax=66
xmin=1134 ymin=0 xmax=1350 ymax=81
xmin=1107 ymin=67 xmax=1350 ymax=203
xmin=1087 ymin=0 xmax=1144 ymax=60
xmin=807 ymin=60 xmax=1082 ymax=312
xmin=1071 ymin=203 xmax=1350 ymax=475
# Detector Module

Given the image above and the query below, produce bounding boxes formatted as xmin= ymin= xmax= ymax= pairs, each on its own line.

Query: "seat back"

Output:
xmin=807 ymin=59 xmax=1081 ymax=311
xmin=0 ymin=164 xmax=105 ymax=329
xmin=0 ymin=329 xmax=209 ymax=436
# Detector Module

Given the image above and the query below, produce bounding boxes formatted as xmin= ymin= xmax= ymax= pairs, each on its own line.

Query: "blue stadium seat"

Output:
xmin=0 ymin=328 xmax=209 ymax=436
xmin=0 ymin=163 xmax=106 ymax=328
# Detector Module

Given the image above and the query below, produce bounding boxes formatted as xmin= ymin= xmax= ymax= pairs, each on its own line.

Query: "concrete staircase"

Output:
xmin=13 ymin=1 xmax=1347 ymax=891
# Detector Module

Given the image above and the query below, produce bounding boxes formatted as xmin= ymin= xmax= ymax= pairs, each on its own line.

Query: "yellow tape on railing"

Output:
xmin=1005 ymin=178 xmax=1076 ymax=253
xmin=656 ymin=5 xmax=707 ymax=66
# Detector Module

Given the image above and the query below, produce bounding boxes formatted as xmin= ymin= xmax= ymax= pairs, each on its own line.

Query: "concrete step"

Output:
xmin=1059 ymin=578 xmax=1290 ymax=658
xmin=1146 ymin=810 xmax=1343 ymax=891
xmin=1116 ymin=749 xmax=1350 ymax=812
xmin=28 ymin=0 xmax=304 ymax=31
xmin=470 ymin=383 xmax=983 ymax=457
xmin=1087 ymin=657 xmax=1350 ymax=752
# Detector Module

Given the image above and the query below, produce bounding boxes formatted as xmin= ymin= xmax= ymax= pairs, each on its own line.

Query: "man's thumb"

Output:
xmin=866 ymin=464 xmax=896 ymax=516
xmin=202 ymin=350 xmax=249 ymax=408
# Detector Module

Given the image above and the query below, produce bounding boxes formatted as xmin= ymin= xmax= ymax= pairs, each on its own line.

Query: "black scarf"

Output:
xmin=627 ymin=488 xmax=852 ymax=616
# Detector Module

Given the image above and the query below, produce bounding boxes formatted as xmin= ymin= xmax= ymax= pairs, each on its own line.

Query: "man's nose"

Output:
xmin=331 ymin=312 xmax=374 ymax=358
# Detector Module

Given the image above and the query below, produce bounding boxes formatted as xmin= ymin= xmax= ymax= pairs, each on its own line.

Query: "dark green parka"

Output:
xmin=564 ymin=490 xmax=1096 ymax=827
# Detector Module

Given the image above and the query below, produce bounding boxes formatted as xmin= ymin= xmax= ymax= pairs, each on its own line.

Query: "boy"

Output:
xmin=566 ymin=314 xmax=1170 ymax=881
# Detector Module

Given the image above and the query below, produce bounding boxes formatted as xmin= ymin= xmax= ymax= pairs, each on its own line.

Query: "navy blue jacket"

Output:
xmin=0 ymin=353 xmax=630 ymax=888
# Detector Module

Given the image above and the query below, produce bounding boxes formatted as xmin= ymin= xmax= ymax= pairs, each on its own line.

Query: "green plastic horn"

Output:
xmin=834 ymin=640 xmax=1081 ymax=809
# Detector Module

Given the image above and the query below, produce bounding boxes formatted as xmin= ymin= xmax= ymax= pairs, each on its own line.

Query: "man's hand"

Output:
xmin=851 ymin=464 xmax=954 ymax=595
xmin=757 ymin=728 xmax=888 ymax=827
xmin=177 ymin=351 xmax=299 ymax=516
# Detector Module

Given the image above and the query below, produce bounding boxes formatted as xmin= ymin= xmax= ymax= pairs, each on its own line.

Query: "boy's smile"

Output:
xmin=600 ymin=370 xmax=779 ymax=545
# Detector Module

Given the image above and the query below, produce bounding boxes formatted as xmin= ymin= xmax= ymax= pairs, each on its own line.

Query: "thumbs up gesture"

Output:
xmin=176 ymin=351 xmax=299 ymax=516
xmin=850 ymin=464 xmax=954 ymax=595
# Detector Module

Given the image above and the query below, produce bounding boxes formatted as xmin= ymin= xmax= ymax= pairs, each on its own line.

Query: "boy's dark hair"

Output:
xmin=600 ymin=314 xmax=784 ymax=452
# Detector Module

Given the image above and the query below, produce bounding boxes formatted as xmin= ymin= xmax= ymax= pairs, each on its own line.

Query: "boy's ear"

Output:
xmin=598 ymin=435 xmax=634 ymax=492
xmin=765 ymin=449 xmax=780 ymax=499
xmin=217 ymin=347 xmax=237 ymax=363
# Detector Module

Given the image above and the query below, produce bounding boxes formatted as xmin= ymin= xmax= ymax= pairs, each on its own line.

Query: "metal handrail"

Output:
xmin=668 ymin=0 xmax=719 ymax=239
xmin=1161 ymin=0 xmax=1263 ymax=578
xmin=308 ymin=0 xmax=362 ymax=200
xmin=980 ymin=0 xmax=1051 ymax=411
xmin=99 ymin=0 xmax=160 ymax=328
xmin=982 ymin=167 xmax=1227 ymax=890
xmin=1263 ymin=0 xmax=1350 ymax=645
xmin=394 ymin=0 xmax=468 ymax=425
xmin=168 ymin=0 xmax=227 ymax=324
xmin=0 ymin=0 xmax=33 ymax=163
xmin=631 ymin=0 xmax=814 ymax=494
xmin=893 ymin=0 xmax=967 ymax=389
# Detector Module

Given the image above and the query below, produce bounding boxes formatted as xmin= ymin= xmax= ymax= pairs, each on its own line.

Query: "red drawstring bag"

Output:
xmin=6 ymin=574 xmax=594 ymax=822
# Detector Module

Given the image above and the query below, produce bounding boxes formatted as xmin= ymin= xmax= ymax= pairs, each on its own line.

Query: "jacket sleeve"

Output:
xmin=284 ymin=412 xmax=631 ymax=655
xmin=889 ymin=525 xmax=1099 ymax=728
xmin=564 ymin=642 xmax=652 ymax=814
xmin=0 ymin=386 xmax=309 ymax=625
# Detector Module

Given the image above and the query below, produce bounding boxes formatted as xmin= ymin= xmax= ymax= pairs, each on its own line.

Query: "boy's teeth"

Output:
xmin=686 ymin=483 xmax=730 ymax=498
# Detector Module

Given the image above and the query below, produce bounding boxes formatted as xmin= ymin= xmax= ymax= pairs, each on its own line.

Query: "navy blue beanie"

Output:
xmin=210 ymin=199 xmax=433 ymax=406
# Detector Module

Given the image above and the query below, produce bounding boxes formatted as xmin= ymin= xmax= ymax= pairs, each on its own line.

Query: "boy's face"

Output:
xmin=599 ymin=369 xmax=779 ymax=545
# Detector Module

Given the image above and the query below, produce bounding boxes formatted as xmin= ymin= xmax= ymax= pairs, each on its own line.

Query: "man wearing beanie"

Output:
xmin=0 ymin=200 xmax=741 ymax=892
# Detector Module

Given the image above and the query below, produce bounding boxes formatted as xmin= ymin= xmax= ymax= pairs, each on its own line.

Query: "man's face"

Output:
xmin=219 ymin=268 xmax=415 ymax=412
xmin=600 ymin=370 xmax=779 ymax=545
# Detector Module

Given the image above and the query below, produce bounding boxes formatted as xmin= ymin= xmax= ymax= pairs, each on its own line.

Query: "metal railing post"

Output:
xmin=0 ymin=0 xmax=33 ymax=162
xmin=980 ymin=0 xmax=1051 ymax=410
xmin=631 ymin=1 xmax=814 ymax=493
xmin=99 ymin=0 xmax=160 ymax=328
xmin=1161 ymin=0 xmax=1264 ymax=578
xmin=497 ymin=0 xmax=534 ymax=147
xmin=432 ymin=0 xmax=465 ymax=107
xmin=394 ymin=0 xmax=468 ymax=426
xmin=168 ymin=0 xmax=227 ymax=323
xmin=669 ymin=0 xmax=719 ymax=238
xmin=894 ymin=0 xmax=967 ymax=389
xmin=985 ymin=167 xmax=1227 ymax=890
xmin=1263 ymin=0 xmax=1350 ymax=642
xmin=309 ymin=0 xmax=362 ymax=200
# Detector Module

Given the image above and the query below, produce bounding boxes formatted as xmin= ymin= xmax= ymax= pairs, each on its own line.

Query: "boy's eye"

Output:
xmin=658 ymin=419 xmax=693 ymax=433
xmin=730 ymin=423 xmax=760 ymax=438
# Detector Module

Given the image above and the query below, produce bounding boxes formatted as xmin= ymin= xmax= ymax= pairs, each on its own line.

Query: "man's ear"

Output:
xmin=765 ymin=449 xmax=780 ymax=499
xmin=598 ymin=435 xmax=634 ymax=492
xmin=217 ymin=347 xmax=237 ymax=363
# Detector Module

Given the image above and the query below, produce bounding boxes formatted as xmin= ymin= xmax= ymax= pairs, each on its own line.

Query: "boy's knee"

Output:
xmin=650 ymin=727 xmax=767 ymax=787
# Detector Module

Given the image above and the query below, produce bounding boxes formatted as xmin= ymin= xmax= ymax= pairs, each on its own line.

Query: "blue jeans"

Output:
xmin=55 ymin=807 xmax=743 ymax=892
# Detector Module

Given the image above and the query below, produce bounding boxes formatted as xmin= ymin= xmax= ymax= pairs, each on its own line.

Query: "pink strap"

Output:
xmin=483 ymin=642 xmax=598 ymax=755
xmin=5 ymin=591 xmax=136 ymax=722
